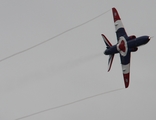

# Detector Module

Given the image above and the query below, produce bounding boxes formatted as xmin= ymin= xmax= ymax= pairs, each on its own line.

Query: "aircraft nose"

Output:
xmin=148 ymin=36 xmax=151 ymax=40
xmin=148 ymin=36 xmax=153 ymax=40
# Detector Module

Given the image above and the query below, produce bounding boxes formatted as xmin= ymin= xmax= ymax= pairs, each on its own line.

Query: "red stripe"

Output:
xmin=123 ymin=73 xmax=130 ymax=88
xmin=119 ymin=40 xmax=126 ymax=52
xmin=112 ymin=8 xmax=121 ymax=22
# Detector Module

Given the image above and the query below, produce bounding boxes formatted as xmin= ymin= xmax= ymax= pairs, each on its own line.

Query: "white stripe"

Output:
xmin=122 ymin=64 xmax=130 ymax=74
xmin=114 ymin=20 xmax=124 ymax=32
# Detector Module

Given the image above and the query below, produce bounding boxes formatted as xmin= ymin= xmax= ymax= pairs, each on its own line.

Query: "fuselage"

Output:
xmin=104 ymin=35 xmax=150 ymax=55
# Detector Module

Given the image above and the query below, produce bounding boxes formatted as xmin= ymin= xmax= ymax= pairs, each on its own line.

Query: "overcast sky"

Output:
xmin=0 ymin=0 xmax=156 ymax=120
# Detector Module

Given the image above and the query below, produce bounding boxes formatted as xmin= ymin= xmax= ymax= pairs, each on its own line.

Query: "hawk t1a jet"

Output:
xmin=102 ymin=8 xmax=151 ymax=88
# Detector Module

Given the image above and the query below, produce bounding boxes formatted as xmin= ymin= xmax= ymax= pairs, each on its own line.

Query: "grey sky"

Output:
xmin=0 ymin=0 xmax=155 ymax=120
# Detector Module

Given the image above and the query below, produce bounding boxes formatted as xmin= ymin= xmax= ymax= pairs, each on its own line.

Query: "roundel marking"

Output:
xmin=118 ymin=40 xmax=126 ymax=52
xmin=117 ymin=36 xmax=128 ymax=56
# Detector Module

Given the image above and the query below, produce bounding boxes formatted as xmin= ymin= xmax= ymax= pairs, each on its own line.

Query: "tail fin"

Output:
xmin=101 ymin=34 xmax=114 ymax=72
xmin=101 ymin=34 xmax=112 ymax=48
xmin=108 ymin=54 xmax=114 ymax=72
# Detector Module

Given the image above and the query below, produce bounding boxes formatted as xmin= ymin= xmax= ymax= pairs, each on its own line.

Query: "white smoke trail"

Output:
xmin=15 ymin=87 xmax=124 ymax=120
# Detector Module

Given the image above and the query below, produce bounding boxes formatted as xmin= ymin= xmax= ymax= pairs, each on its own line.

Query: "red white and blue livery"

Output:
xmin=102 ymin=8 xmax=151 ymax=88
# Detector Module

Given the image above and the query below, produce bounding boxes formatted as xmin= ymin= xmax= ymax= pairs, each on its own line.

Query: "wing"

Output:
xmin=112 ymin=8 xmax=128 ymax=40
xmin=120 ymin=50 xmax=131 ymax=88
xmin=112 ymin=8 xmax=130 ymax=88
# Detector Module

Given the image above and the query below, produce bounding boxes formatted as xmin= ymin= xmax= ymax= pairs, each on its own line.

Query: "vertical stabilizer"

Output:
xmin=101 ymin=34 xmax=114 ymax=72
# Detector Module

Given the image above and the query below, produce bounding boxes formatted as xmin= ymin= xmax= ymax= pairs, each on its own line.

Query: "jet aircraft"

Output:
xmin=102 ymin=8 xmax=151 ymax=88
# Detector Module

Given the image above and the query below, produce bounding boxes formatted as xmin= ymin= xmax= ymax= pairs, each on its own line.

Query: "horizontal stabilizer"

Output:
xmin=108 ymin=54 xmax=114 ymax=72
xmin=101 ymin=34 xmax=114 ymax=71
xmin=101 ymin=34 xmax=112 ymax=47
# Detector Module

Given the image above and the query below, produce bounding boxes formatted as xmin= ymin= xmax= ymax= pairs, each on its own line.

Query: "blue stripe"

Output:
xmin=120 ymin=50 xmax=131 ymax=65
xmin=116 ymin=28 xmax=127 ymax=41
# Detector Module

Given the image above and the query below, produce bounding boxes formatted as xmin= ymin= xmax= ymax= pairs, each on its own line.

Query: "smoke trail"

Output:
xmin=0 ymin=9 xmax=110 ymax=63
xmin=51 ymin=52 xmax=103 ymax=74
xmin=15 ymin=87 xmax=124 ymax=120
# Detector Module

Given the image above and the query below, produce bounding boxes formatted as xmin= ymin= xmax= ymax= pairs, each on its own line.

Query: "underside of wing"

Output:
xmin=112 ymin=7 xmax=128 ymax=40
xmin=122 ymin=64 xmax=130 ymax=88
xmin=120 ymin=51 xmax=131 ymax=88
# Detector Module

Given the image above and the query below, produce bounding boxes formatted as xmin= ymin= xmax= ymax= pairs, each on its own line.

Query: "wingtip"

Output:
xmin=125 ymin=84 xmax=129 ymax=88
xmin=101 ymin=34 xmax=104 ymax=37
xmin=123 ymin=73 xmax=130 ymax=88
xmin=112 ymin=7 xmax=116 ymax=10
xmin=112 ymin=7 xmax=121 ymax=22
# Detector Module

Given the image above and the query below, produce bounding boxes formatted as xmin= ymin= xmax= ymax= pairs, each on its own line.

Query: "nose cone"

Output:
xmin=148 ymin=36 xmax=152 ymax=41
xmin=142 ymin=36 xmax=151 ymax=44
xmin=146 ymin=36 xmax=151 ymax=43
xmin=144 ymin=36 xmax=151 ymax=44
xmin=134 ymin=36 xmax=151 ymax=47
